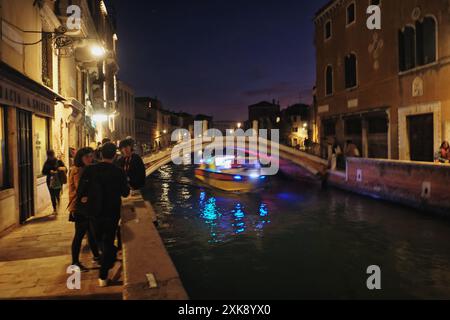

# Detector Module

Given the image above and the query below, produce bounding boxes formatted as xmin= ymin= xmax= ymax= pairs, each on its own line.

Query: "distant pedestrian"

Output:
xmin=68 ymin=147 xmax=100 ymax=272
xmin=117 ymin=138 xmax=146 ymax=191
xmin=437 ymin=141 xmax=450 ymax=163
xmin=345 ymin=140 xmax=361 ymax=158
xmin=94 ymin=142 xmax=102 ymax=162
xmin=94 ymin=138 xmax=112 ymax=162
xmin=42 ymin=150 xmax=67 ymax=215
xmin=79 ymin=143 xmax=130 ymax=287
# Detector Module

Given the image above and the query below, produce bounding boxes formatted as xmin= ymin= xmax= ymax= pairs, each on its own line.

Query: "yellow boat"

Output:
xmin=195 ymin=156 xmax=267 ymax=193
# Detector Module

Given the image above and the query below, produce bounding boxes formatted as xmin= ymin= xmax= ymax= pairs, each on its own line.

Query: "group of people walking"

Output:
xmin=42 ymin=138 xmax=146 ymax=287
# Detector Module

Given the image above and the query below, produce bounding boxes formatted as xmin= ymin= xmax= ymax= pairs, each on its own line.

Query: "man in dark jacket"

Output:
xmin=80 ymin=142 xmax=130 ymax=286
xmin=117 ymin=138 xmax=146 ymax=190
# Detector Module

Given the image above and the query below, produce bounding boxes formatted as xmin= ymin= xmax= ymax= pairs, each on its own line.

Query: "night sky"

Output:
xmin=112 ymin=0 xmax=328 ymax=121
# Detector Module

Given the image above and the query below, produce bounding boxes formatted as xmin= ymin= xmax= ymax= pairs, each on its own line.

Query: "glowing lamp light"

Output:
xmin=249 ymin=172 xmax=260 ymax=179
xmin=91 ymin=45 xmax=106 ymax=57
xmin=233 ymin=175 xmax=243 ymax=181
xmin=92 ymin=113 xmax=108 ymax=123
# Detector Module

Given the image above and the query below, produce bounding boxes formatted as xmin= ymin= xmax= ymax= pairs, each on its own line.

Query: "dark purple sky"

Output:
xmin=112 ymin=0 xmax=328 ymax=121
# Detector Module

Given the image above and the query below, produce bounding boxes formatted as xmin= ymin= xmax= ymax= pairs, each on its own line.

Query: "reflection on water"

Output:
xmin=144 ymin=164 xmax=450 ymax=300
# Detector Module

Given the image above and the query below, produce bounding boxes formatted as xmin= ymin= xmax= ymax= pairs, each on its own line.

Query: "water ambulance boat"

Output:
xmin=195 ymin=156 xmax=267 ymax=193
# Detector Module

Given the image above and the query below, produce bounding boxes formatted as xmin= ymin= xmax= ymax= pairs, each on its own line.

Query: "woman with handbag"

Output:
xmin=68 ymin=147 xmax=100 ymax=272
xmin=42 ymin=150 xmax=67 ymax=215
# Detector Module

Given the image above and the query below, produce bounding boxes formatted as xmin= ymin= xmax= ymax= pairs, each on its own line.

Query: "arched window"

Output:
xmin=399 ymin=26 xmax=416 ymax=71
xmin=399 ymin=17 xmax=436 ymax=71
xmin=416 ymin=17 xmax=436 ymax=66
xmin=346 ymin=3 xmax=356 ymax=25
xmin=324 ymin=20 xmax=332 ymax=40
xmin=325 ymin=65 xmax=333 ymax=96
xmin=345 ymin=54 xmax=357 ymax=88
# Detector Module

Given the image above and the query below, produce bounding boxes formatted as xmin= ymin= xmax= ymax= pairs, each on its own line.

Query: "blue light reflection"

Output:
xmin=197 ymin=192 xmax=271 ymax=243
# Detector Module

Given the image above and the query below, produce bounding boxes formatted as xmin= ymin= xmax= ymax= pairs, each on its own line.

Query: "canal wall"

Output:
xmin=121 ymin=194 xmax=188 ymax=300
xmin=328 ymin=158 xmax=450 ymax=216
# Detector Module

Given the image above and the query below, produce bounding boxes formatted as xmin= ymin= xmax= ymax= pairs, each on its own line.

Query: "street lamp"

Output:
xmin=90 ymin=44 xmax=106 ymax=58
xmin=92 ymin=113 xmax=108 ymax=123
xmin=237 ymin=122 xmax=242 ymax=129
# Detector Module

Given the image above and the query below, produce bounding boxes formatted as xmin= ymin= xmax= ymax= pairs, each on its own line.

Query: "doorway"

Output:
xmin=407 ymin=113 xmax=434 ymax=162
xmin=17 ymin=109 xmax=34 ymax=223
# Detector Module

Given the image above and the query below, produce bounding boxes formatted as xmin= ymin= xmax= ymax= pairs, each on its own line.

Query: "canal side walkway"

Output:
xmin=0 ymin=192 xmax=123 ymax=300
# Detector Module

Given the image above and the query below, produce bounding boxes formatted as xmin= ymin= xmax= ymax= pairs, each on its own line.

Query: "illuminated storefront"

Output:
xmin=0 ymin=62 xmax=60 ymax=230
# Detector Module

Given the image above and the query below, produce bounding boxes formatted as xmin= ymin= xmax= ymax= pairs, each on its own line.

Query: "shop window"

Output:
xmin=345 ymin=54 xmax=357 ymax=88
xmin=345 ymin=118 xmax=362 ymax=135
xmin=0 ymin=107 xmax=9 ymax=189
xmin=323 ymin=120 xmax=336 ymax=136
xmin=34 ymin=116 xmax=50 ymax=177
xmin=368 ymin=117 xmax=388 ymax=134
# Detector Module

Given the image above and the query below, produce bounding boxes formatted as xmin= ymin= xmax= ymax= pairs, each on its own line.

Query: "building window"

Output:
xmin=399 ymin=26 xmax=416 ymax=72
xmin=345 ymin=118 xmax=362 ymax=135
xmin=324 ymin=20 xmax=332 ymax=40
xmin=0 ymin=107 xmax=9 ymax=189
xmin=323 ymin=120 xmax=336 ymax=136
xmin=399 ymin=17 xmax=436 ymax=72
xmin=416 ymin=17 xmax=437 ymax=66
xmin=347 ymin=3 xmax=356 ymax=26
xmin=41 ymin=33 xmax=53 ymax=88
xmin=345 ymin=53 xmax=357 ymax=88
xmin=325 ymin=65 xmax=333 ymax=96
xmin=368 ymin=116 xmax=388 ymax=134
xmin=34 ymin=116 xmax=50 ymax=177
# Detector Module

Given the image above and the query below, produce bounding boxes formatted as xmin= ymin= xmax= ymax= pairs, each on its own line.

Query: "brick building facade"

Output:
xmin=315 ymin=0 xmax=450 ymax=162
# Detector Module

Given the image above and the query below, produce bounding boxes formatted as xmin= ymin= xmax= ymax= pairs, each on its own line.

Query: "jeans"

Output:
xmin=71 ymin=218 xmax=100 ymax=265
xmin=95 ymin=217 xmax=120 ymax=280
xmin=48 ymin=187 xmax=61 ymax=211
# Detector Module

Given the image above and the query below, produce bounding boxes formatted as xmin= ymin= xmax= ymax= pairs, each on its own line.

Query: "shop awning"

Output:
xmin=0 ymin=62 xmax=65 ymax=102
xmin=0 ymin=62 xmax=65 ymax=118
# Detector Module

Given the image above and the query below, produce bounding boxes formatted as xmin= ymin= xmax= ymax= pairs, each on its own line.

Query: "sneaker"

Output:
xmin=73 ymin=263 xmax=89 ymax=273
xmin=98 ymin=278 xmax=108 ymax=287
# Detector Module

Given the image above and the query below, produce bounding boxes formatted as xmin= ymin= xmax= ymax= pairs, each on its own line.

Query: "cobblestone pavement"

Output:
xmin=0 ymin=191 xmax=123 ymax=300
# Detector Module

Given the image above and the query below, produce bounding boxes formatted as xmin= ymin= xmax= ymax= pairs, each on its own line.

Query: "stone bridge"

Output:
xmin=142 ymin=137 xmax=329 ymax=181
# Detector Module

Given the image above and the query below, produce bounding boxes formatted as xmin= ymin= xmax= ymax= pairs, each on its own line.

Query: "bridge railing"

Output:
xmin=141 ymin=137 xmax=330 ymax=177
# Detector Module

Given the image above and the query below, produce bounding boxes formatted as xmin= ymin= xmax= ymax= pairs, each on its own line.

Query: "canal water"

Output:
xmin=143 ymin=164 xmax=450 ymax=300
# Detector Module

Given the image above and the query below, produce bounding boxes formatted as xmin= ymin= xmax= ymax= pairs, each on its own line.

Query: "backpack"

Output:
xmin=75 ymin=166 xmax=103 ymax=218
xmin=49 ymin=173 xmax=62 ymax=190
